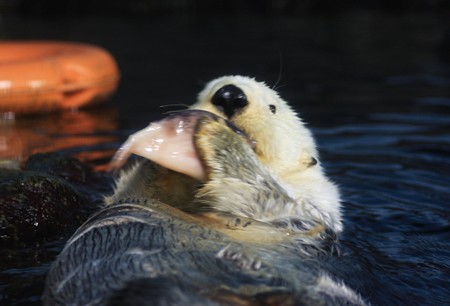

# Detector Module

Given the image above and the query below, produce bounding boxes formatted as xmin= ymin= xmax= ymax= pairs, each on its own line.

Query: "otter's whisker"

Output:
xmin=160 ymin=103 xmax=190 ymax=115
xmin=159 ymin=103 xmax=190 ymax=109
xmin=162 ymin=109 xmax=186 ymax=115
xmin=272 ymin=51 xmax=284 ymax=90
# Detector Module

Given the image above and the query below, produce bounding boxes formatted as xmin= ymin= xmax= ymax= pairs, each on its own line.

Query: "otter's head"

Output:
xmin=190 ymin=75 xmax=318 ymax=176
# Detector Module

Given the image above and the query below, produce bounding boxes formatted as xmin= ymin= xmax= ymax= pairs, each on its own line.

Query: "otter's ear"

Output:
xmin=299 ymin=150 xmax=318 ymax=170
xmin=269 ymin=104 xmax=276 ymax=114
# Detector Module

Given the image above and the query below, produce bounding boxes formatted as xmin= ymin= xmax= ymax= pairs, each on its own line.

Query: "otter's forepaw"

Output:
xmin=225 ymin=217 xmax=253 ymax=230
xmin=216 ymin=244 xmax=263 ymax=271
xmin=194 ymin=116 xmax=257 ymax=180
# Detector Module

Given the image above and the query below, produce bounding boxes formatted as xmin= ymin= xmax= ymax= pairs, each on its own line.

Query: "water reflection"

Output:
xmin=0 ymin=107 xmax=118 ymax=171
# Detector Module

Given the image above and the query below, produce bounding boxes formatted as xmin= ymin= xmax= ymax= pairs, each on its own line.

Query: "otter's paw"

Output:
xmin=194 ymin=116 xmax=258 ymax=180
xmin=225 ymin=217 xmax=253 ymax=230
xmin=216 ymin=243 xmax=263 ymax=271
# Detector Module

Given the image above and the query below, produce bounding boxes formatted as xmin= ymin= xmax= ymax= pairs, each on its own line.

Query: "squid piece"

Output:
xmin=109 ymin=110 xmax=252 ymax=181
xmin=109 ymin=110 xmax=212 ymax=180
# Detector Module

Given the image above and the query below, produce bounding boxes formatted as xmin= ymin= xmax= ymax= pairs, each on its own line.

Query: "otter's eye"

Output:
xmin=269 ymin=104 xmax=276 ymax=114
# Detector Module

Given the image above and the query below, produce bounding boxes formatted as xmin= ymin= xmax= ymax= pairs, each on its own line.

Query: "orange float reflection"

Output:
xmin=0 ymin=107 xmax=119 ymax=171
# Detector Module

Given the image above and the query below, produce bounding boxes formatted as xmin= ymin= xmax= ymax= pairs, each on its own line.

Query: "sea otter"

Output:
xmin=192 ymin=76 xmax=342 ymax=233
xmin=109 ymin=76 xmax=341 ymax=235
xmin=43 ymin=76 xmax=364 ymax=305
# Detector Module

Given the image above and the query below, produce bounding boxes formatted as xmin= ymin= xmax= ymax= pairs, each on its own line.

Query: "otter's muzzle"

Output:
xmin=211 ymin=84 xmax=248 ymax=118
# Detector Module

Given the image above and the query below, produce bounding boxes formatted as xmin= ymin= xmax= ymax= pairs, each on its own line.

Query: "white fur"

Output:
xmin=315 ymin=274 xmax=366 ymax=304
xmin=191 ymin=76 xmax=342 ymax=233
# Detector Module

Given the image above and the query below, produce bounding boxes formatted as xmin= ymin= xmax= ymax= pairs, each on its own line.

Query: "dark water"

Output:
xmin=1 ymin=10 xmax=449 ymax=305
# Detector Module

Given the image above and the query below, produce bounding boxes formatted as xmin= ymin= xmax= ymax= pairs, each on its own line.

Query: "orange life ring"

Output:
xmin=0 ymin=41 xmax=120 ymax=115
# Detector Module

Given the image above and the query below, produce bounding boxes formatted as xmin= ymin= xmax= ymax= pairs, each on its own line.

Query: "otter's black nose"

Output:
xmin=211 ymin=84 xmax=248 ymax=118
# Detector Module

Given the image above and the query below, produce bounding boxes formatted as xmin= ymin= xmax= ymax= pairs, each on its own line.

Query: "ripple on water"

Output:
xmin=320 ymin=108 xmax=450 ymax=305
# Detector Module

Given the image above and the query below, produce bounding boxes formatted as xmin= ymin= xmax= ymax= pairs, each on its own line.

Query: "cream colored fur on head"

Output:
xmin=191 ymin=75 xmax=342 ymax=233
